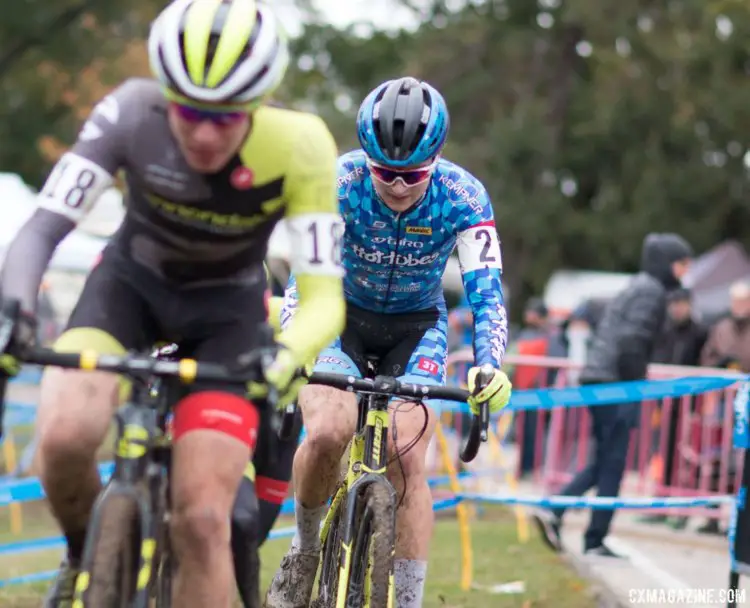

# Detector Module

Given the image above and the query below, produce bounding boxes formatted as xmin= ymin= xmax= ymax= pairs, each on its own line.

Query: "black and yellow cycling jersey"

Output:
xmin=0 ymin=77 xmax=344 ymax=367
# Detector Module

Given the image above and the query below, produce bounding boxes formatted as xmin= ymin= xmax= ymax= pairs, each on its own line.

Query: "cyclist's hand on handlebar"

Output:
xmin=245 ymin=344 xmax=307 ymax=409
xmin=0 ymin=310 xmax=36 ymax=377
xmin=467 ymin=366 xmax=512 ymax=414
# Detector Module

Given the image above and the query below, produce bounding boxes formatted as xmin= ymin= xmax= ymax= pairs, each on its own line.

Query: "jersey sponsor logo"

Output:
xmin=145 ymin=193 xmax=275 ymax=234
xmin=337 ymin=166 xmax=365 ymax=188
xmin=231 ymin=166 xmax=254 ymax=190
xmin=360 ymin=280 xmax=423 ymax=294
xmin=200 ymin=409 xmax=244 ymax=426
xmin=78 ymin=95 xmax=120 ymax=141
xmin=489 ymin=308 xmax=509 ymax=363
xmin=318 ymin=355 xmax=348 ymax=367
xmin=417 ymin=357 xmax=440 ymax=375
xmin=145 ymin=165 xmax=189 ymax=191
xmin=438 ymin=174 xmax=483 ymax=214
xmin=351 ymin=244 xmax=440 ymax=267
xmin=279 ymin=309 xmax=294 ymax=329
xmin=406 ymin=226 xmax=432 ymax=235
xmin=78 ymin=122 xmax=103 ymax=141
xmin=371 ymin=236 xmax=424 ymax=249
xmin=370 ymin=220 xmax=388 ymax=230
xmin=93 ymin=95 xmax=120 ymax=124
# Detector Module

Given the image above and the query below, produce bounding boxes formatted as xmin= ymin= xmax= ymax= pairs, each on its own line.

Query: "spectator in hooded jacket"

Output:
xmin=562 ymin=298 xmax=609 ymax=385
xmin=533 ymin=232 xmax=693 ymax=557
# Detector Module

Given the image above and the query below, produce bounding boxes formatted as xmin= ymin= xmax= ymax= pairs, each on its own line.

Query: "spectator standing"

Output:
xmin=641 ymin=287 xmax=707 ymax=528
xmin=508 ymin=298 xmax=565 ymax=476
xmin=533 ymin=233 xmax=693 ymax=557
xmin=701 ymin=280 xmax=750 ymax=371
xmin=693 ymin=280 xmax=750 ymax=535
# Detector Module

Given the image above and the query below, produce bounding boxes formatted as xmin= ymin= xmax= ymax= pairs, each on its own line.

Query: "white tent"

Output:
xmin=0 ymin=173 xmax=110 ymax=273
xmin=543 ymin=269 xmax=633 ymax=317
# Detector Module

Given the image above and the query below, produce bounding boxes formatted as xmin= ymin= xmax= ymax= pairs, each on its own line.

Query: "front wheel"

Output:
xmin=346 ymin=483 xmax=396 ymax=608
xmin=74 ymin=492 xmax=141 ymax=608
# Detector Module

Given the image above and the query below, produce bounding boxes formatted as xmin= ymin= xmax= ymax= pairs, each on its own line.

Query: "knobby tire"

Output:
xmin=348 ymin=483 xmax=393 ymax=608
xmin=79 ymin=493 xmax=140 ymax=608
xmin=314 ymin=483 xmax=394 ymax=608
xmin=312 ymin=488 xmax=344 ymax=608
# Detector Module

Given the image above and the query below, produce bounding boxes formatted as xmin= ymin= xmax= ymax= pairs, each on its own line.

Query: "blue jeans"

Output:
xmin=552 ymin=397 xmax=631 ymax=550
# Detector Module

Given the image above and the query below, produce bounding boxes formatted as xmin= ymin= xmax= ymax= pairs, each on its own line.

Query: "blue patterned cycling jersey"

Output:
xmin=336 ymin=149 xmax=508 ymax=368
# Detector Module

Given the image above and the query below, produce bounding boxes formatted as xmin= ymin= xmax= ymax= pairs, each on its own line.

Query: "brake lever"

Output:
xmin=474 ymin=363 xmax=495 ymax=442
xmin=0 ymin=299 xmax=21 ymax=359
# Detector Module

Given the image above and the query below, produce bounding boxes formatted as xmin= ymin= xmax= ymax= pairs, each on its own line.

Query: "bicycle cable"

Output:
xmin=389 ymin=400 xmax=429 ymax=509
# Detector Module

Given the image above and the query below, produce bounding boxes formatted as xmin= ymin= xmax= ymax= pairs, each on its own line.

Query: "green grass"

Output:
xmin=0 ymin=504 xmax=596 ymax=608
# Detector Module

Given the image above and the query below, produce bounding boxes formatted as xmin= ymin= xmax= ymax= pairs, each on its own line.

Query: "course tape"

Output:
xmin=457 ymin=492 xmax=735 ymax=509
xmin=6 ymin=402 xmax=37 ymax=411
xmin=2 ymin=402 xmax=41 ymax=434
xmin=0 ymin=463 xmax=114 ymax=507
xmin=2 ymin=376 xmax=737 ymax=431
xmin=0 ymin=462 xmax=486 ymax=511
xmin=3 ymin=406 xmax=38 ymax=430
xmin=0 ymin=569 xmax=59 ymax=589
xmin=434 ymin=376 xmax=737 ymax=413
xmin=0 ymin=488 xmax=728 ymax=560
xmin=8 ymin=367 xmax=42 ymax=386
xmin=0 ymin=495 xmax=462 ymax=588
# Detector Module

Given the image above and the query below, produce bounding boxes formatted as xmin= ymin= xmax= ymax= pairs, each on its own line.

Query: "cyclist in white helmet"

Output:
xmin=0 ymin=1 xmax=344 ymax=606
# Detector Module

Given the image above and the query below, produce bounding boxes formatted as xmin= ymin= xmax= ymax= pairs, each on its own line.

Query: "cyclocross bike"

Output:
xmin=309 ymin=355 xmax=493 ymax=608
xmin=0 ymin=302 xmax=298 ymax=608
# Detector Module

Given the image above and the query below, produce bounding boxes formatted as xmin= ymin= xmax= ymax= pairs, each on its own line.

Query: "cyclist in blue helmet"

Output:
xmin=266 ymin=77 xmax=513 ymax=608
xmin=358 ymin=78 xmax=449 ymax=166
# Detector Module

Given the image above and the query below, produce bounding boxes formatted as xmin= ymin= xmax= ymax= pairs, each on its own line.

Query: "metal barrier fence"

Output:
xmin=445 ymin=350 xmax=743 ymax=523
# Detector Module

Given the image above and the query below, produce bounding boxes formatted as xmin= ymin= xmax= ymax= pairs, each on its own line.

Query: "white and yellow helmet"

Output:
xmin=148 ymin=0 xmax=289 ymax=107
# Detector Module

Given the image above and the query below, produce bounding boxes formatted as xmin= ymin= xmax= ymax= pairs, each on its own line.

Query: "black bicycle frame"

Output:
xmin=89 ymin=377 xmax=175 ymax=607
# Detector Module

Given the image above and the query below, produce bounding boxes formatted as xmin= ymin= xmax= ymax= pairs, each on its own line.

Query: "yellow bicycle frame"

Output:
xmin=319 ymin=408 xmax=395 ymax=608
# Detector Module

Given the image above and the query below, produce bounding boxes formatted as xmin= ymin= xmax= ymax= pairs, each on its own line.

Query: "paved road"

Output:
xmin=463 ymin=447 xmax=747 ymax=608
xmin=557 ymin=509 xmax=746 ymax=607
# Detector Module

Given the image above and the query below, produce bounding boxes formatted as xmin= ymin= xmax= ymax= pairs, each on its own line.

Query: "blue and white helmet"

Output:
xmin=356 ymin=77 xmax=449 ymax=167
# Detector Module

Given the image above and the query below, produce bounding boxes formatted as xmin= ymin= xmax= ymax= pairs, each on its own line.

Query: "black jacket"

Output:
xmin=581 ymin=233 xmax=693 ymax=385
xmin=652 ymin=318 xmax=708 ymax=367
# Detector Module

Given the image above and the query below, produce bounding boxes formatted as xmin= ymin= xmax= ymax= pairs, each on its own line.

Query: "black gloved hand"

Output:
xmin=0 ymin=300 xmax=37 ymax=442
xmin=0 ymin=307 xmax=36 ymax=377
